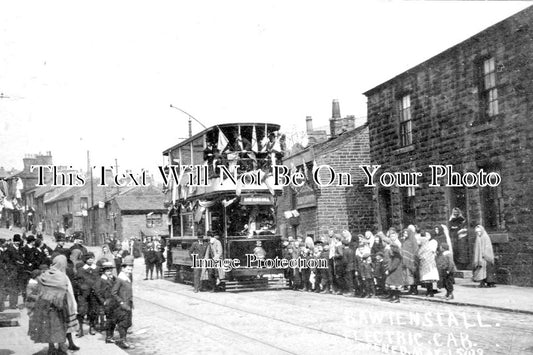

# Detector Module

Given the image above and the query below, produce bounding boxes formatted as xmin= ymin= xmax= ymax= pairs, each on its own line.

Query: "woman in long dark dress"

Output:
xmin=28 ymin=255 xmax=78 ymax=355
xmin=448 ymin=208 xmax=469 ymax=269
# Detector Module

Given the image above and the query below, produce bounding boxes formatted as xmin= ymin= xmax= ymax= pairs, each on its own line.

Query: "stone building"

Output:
xmin=87 ymin=185 xmax=168 ymax=244
xmin=364 ymin=6 xmax=533 ymax=285
xmin=277 ymin=101 xmax=374 ymax=240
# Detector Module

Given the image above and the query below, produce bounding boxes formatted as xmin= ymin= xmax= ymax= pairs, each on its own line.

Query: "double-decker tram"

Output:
xmin=162 ymin=122 xmax=287 ymax=291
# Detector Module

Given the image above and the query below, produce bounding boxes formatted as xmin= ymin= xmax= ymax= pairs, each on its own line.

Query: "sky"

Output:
xmin=1 ymin=0 xmax=531 ymax=176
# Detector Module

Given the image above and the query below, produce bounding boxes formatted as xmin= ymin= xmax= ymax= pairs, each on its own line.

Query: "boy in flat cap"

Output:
xmin=112 ymin=256 xmax=135 ymax=349
xmin=94 ymin=261 xmax=117 ymax=343
xmin=75 ymin=252 xmax=99 ymax=336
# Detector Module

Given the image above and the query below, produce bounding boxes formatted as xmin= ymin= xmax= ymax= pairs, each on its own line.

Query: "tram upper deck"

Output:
xmin=162 ymin=123 xmax=285 ymax=200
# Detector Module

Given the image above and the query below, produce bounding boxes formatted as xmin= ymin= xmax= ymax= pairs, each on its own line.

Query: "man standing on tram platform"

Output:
xmin=208 ymin=233 xmax=225 ymax=292
xmin=189 ymin=235 xmax=208 ymax=293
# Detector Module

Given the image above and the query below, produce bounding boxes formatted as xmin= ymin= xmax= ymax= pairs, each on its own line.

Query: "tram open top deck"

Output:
xmin=162 ymin=122 xmax=282 ymax=164
xmin=162 ymin=122 xmax=287 ymax=290
xmin=162 ymin=122 xmax=284 ymax=201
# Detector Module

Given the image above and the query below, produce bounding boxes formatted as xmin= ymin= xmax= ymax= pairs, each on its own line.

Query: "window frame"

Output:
xmin=398 ymin=94 xmax=413 ymax=147
xmin=477 ymin=56 xmax=500 ymax=123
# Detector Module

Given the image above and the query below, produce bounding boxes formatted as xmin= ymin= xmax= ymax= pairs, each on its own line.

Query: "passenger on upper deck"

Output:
xmin=203 ymin=141 xmax=220 ymax=177
xmin=224 ymin=131 xmax=255 ymax=172
xmin=263 ymin=132 xmax=285 ymax=167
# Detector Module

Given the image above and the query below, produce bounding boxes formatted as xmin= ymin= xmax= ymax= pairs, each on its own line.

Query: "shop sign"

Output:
xmin=241 ymin=195 xmax=273 ymax=205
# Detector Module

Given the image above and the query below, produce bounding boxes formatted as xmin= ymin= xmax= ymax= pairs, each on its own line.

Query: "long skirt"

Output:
xmin=473 ymin=261 xmax=496 ymax=283
xmin=454 ymin=236 xmax=469 ymax=265
xmin=402 ymin=267 xmax=416 ymax=286
xmin=28 ymin=298 xmax=67 ymax=344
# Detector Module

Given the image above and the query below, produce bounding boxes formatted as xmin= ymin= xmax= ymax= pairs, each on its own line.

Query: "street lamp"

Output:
xmin=169 ymin=104 xmax=207 ymax=138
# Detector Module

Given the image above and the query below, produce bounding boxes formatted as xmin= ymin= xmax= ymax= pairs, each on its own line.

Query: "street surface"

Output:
xmin=126 ymin=258 xmax=533 ymax=355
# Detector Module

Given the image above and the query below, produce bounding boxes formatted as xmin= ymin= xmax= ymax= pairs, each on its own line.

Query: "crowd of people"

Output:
xmin=0 ymin=232 xmax=136 ymax=354
xmin=280 ymin=215 xmax=496 ymax=303
xmin=182 ymin=209 xmax=496 ymax=300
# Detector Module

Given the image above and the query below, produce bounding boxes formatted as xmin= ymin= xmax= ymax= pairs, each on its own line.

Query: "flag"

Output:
xmin=312 ymin=160 xmax=321 ymax=189
xmin=302 ymin=158 xmax=309 ymax=181
xmin=271 ymin=132 xmax=281 ymax=152
xmin=251 ymin=125 xmax=258 ymax=152
xmin=171 ymin=176 xmax=177 ymax=202
xmin=217 ymin=127 xmax=229 ymax=152
xmin=222 ymin=198 xmax=237 ymax=208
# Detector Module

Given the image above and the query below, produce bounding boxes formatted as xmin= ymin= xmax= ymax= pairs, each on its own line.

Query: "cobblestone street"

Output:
xmin=125 ymin=257 xmax=533 ymax=355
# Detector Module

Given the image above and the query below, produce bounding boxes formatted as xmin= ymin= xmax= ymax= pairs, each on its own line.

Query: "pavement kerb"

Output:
xmin=402 ymin=294 xmax=533 ymax=315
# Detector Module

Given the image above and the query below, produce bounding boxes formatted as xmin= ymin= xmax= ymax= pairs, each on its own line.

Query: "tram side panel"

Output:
xmin=168 ymin=236 xmax=285 ymax=283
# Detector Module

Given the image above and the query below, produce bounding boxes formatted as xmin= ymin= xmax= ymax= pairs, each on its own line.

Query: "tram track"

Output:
xmin=135 ymin=283 xmax=434 ymax=355
xmin=136 ymin=282 xmax=533 ymax=354
xmin=133 ymin=293 xmax=299 ymax=354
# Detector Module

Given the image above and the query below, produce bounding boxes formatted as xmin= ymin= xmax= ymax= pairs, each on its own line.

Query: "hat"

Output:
xmin=101 ymin=261 xmax=115 ymax=270
xmin=83 ymin=252 xmax=95 ymax=263
xmin=362 ymin=253 xmax=371 ymax=260
xmin=122 ymin=255 xmax=134 ymax=266
xmin=26 ymin=235 xmax=36 ymax=243
xmin=13 ymin=234 xmax=22 ymax=243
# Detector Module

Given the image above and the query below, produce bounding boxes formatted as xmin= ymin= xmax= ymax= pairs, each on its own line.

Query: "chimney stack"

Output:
xmin=305 ymin=116 xmax=313 ymax=133
xmin=329 ymin=100 xmax=355 ymax=138
xmin=332 ymin=99 xmax=341 ymax=119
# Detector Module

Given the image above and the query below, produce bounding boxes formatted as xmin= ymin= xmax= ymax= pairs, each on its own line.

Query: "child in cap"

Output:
xmin=436 ymin=243 xmax=456 ymax=300
xmin=94 ymin=261 xmax=116 ymax=342
xmin=360 ymin=253 xmax=375 ymax=298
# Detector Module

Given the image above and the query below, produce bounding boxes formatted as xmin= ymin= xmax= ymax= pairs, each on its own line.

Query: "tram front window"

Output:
xmin=227 ymin=204 xmax=275 ymax=237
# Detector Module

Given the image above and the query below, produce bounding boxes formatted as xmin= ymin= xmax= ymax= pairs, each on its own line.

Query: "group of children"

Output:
xmin=282 ymin=228 xmax=457 ymax=302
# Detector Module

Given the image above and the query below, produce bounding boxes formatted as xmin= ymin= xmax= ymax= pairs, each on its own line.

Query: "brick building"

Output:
xmin=364 ymin=6 xmax=533 ymax=285
xmin=277 ymin=101 xmax=374 ymax=240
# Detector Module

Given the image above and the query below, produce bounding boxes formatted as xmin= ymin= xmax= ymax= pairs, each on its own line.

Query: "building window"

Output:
xmin=480 ymin=57 xmax=499 ymax=120
xmin=80 ymin=197 xmax=88 ymax=211
xmin=399 ymin=95 xmax=412 ymax=146
xmin=146 ymin=213 xmax=163 ymax=228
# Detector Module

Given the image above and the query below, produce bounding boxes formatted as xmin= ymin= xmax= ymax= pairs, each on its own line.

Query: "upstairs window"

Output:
xmin=146 ymin=213 xmax=163 ymax=228
xmin=480 ymin=57 xmax=499 ymax=120
xmin=399 ymin=95 xmax=412 ymax=147
xmin=80 ymin=197 xmax=88 ymax=211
